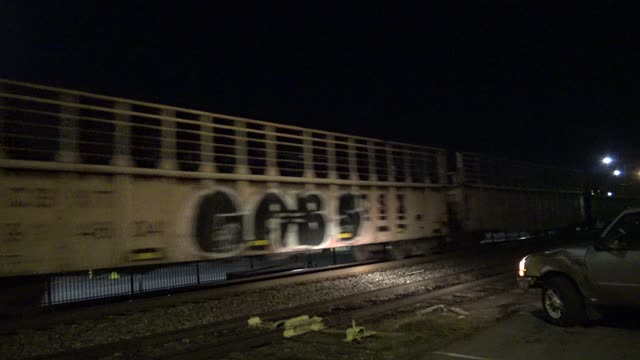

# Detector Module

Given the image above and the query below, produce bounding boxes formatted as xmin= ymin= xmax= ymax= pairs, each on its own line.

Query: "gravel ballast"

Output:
xmin=0 ymin=251 xmax=518 ymax=358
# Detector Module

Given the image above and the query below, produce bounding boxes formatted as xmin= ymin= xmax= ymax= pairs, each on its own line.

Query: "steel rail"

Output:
xmin=136 ymin=268 xmax=513 ymax=359
xmin=41 ymin=261 xmax=509 ymax=360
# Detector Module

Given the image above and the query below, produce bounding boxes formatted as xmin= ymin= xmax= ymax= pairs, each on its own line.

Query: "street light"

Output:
xmin=602 ymin=156 xmax=613 ymax=165
xmin=607 ymin=192 xmax=613 ymax=197
xmin=613 ymin=169 xmax=622 ymax=176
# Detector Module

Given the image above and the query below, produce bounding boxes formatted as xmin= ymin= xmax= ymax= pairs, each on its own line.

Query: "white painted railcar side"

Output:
xmin=0 ymin=79 xmax=449 ymax=277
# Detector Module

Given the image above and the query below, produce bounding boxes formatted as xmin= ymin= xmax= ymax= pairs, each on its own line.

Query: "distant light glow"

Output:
xmin=613 ymin=169 xmax=622 ymax=176
xmin=602 ymin=156 xmax=613 ymax=164
xmin=607 ymin=192 xmax=613 ymax=197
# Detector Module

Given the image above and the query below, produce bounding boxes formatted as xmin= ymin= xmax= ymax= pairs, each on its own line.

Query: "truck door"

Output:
xmin=585 ymin=211 xmax=640 ymax=306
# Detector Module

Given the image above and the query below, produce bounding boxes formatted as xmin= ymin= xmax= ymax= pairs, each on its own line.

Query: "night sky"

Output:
xmin=1 ymin=2 xmax=638 ymax=169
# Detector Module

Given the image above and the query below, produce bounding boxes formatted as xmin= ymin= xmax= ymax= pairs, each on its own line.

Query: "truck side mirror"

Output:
xmin=609 ymin=238 xmax=629 ymax=250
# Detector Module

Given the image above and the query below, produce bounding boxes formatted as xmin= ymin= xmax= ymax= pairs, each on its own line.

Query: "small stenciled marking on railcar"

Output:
xmin=75 ymin=222 xmax=115 ymax=240
xmin=8 ymin=187 xmax=56 ymax=208
xmin=132 ymin=220 xmax=164 ymax=238
xmin=3 ymin=222 xmax=24 ymax=242
xmin=66 ymin=190 xmax=114 ymax=208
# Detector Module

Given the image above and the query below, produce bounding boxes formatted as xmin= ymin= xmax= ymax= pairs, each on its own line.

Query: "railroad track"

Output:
xmin=12 ymin=233 xmax=576 ymax=336
xmin=6 ymin=254 xmax=436 ymax=334
xmin=16 ymin=235 xmax=581 ymax=359
xmin=42 ymin=263 xmax=510 ymax=360
xmin=164 ymin=270 xmax=514 ymax=360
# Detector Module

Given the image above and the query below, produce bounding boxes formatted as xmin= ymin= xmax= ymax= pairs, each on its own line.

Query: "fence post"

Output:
xmin=47 ymin=276 xmax=53 ymax=306
xmin=130 ymin=272 xmax=135 ymax=296
xmin=196 ymin=262 xmax=201 ymax=286
xmin=138 ymin=273 xmax=144 ymax=293
xmin=0 ymin=82 xmax=5 ymax=159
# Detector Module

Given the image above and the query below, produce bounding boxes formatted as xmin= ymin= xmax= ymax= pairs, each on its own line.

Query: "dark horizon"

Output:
xmin=2 ymin=2 xmax=638 ymax=170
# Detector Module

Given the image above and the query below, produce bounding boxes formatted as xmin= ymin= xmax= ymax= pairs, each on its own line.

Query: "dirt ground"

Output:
xmin=225 ymin=278 xmax=539 ymax=360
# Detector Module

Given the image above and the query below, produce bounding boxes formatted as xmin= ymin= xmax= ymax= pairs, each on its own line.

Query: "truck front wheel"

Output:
xmin=541 ymin=276 xmax=585 ymax=326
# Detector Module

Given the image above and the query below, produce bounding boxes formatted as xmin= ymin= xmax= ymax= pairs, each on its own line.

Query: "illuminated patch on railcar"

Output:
xmin=128 ymin=248 xmax=164 ymax=261
xmin=195 ymin=191 xmax=243 ymax=253
xmin=247 ymin=239 xmax=270 ymax=247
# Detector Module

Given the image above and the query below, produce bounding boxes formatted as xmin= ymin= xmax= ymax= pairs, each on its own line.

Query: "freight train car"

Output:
xmin=447 ymin=152 xmax=586 ymax=242
xmin=1 ymin=79 xmax=607 ymax=308
xmin=0 ymin=79 xmax=451 ymax=286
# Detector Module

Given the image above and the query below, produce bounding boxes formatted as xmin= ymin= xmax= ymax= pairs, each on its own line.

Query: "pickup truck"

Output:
xmin=517 ymin=208 xmax=640 ymax=326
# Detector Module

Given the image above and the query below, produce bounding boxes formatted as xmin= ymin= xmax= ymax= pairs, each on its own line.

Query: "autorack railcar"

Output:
xmin=448 ymin=152 xmax=586 ymax=241
xmin=0 ymin=79 xmax=614 ymax=307
xmin=0 ymin=79 xmax=451 ymax=282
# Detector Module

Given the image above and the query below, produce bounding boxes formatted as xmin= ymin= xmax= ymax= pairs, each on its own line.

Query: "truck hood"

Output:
xmin=525 ymin=242 xmax=592 ymax=271
xmin=541 ymin=244 xmax=590 ymax=259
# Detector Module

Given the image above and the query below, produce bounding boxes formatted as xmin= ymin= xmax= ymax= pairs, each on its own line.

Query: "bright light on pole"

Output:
xmin=613 ymin=169 xmax=622 ymax=176
xmin=602 ymin=156 xmax=613 ymax=165
xmin=607 ymin=192 xmax=613 ymax=197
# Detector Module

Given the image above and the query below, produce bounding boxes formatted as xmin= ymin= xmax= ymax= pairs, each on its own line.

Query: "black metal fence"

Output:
xmin=41 ymin=247 xmax=356 ymax=306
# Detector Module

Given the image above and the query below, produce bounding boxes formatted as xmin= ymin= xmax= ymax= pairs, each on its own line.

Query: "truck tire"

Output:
xmin=541 ymin=276 xmax=585 ymax=326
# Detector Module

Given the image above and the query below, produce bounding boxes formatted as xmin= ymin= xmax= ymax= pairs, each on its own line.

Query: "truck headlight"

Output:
xmin=518 ymin=257 xmax=527 ymax=277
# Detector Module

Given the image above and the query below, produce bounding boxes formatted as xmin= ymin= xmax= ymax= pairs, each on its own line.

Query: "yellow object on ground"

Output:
xmin=248 ymin=316 xmax=263 ymax=327
xmin=344 ymin=320 xmax=376 ymax=342
xmin=282 ymin=315 xmax=325 ymax=338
